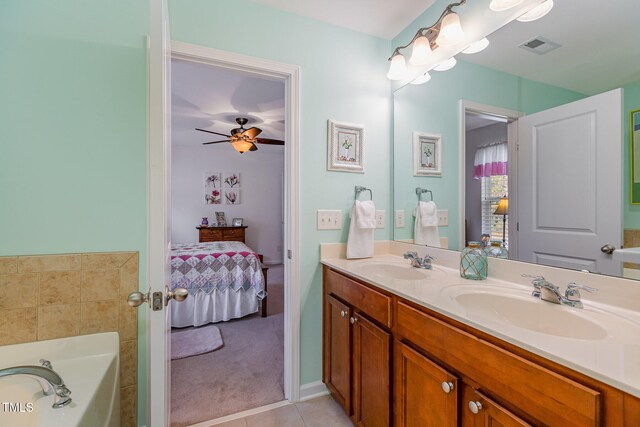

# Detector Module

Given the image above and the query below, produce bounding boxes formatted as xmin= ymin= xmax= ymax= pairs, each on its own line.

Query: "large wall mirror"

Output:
xmin=393 ymin=0 xmax=640 ymax=279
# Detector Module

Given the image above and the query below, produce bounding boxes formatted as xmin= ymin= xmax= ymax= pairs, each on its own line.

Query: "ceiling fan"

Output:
xmin=196 ymin=118 xmax=285 ymax=153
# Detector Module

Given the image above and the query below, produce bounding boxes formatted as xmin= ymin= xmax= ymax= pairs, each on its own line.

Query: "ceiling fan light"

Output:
xmin=517 ymin=0 xmax=554 ymax=22
xmin=462 ymin=38 xmax=490 ymax=54
xmin=435 ymin=12 xmax=465 ymax=46
xmin=489 ymin=0 xmax=524 ymax=12
xmin=232 ymin=140 xmax=255 ymax=154
xmin=410 ymin=72 xmax=432 ymax=85
xmin=409 ymin=36 xmax=436 ymax=67
xmin=434 ymin=57 xmax=457 ymax=72
xmin=387 ymin=53 xmax=409 ymax=80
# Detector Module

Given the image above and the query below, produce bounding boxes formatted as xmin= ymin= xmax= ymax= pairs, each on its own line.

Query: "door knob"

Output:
xmin=165 ymin=286 xmax=188 ymax=305
xmin=127 ymin=291 xmax=149 ymax=307
xmin=441 ymin=381 xmax=454 ymax=394
xmin=468 ymin=400 xmax=483 ymax=414
xmin=601 ymin=244 xmax=616 ymax=254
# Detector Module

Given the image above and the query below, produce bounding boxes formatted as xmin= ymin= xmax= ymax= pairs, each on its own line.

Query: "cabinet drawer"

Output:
xmin=325 ymin=268 xmax=392 ymax=328
xmin=397 ymin=301 xmax=601 ymax=426
xmin=199 ymin=228 xmax=221 ymax=242
xmin=223 ymin=229 xmax=244 ymax=239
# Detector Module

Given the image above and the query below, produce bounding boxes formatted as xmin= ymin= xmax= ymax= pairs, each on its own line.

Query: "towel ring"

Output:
xmin=355 ymin=186 xmax=373 ymax=201
xmin=416 ymin=187 xmax=433 ymax=202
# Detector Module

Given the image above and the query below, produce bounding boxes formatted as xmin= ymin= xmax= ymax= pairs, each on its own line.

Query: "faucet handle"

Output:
xmin=522 ymin=274 xmax=547 ymax=297
xmin=403 ymin=251 xmax=418 ymax=259
xmin=566 ymin=283 xmax=598 ymax=293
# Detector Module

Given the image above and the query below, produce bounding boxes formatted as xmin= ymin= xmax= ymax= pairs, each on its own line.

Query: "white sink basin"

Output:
xmin=352 ymin=260 xmax=446 ymax=282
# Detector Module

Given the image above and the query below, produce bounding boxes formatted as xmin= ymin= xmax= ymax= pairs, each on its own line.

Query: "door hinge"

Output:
xmin=287 ymin=250 xmax=292 ymax=260
xmin=517 ymin=222 xmax=519 ymax=231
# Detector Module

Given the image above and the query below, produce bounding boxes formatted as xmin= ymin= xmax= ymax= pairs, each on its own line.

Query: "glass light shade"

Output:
xmin=409 ymin=36 xmax=435 ymax=67
xmin=489 ymin=0 xmax=524 ymax=12
xmin=434 ymin=57 xmax=457 ymax=71
xmin=493 ymin=196 xmax=509 ymax=215
xmin=410 ymin=72 xmax=431 ymax=85
xmin=231 ymin=140 xmax=255 ymax=153
xmin=436 ymin=12 xmax=465 ymax=46
xmin=387 ymin=54 xmax=408 ymax=80
xmin=462 ymin=38 xmax=490 ymax=54
xmin=517 ymin=0 xmax=554 ymax=22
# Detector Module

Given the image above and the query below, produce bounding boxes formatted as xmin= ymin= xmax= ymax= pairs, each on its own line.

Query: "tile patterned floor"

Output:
xmin=212 ymin=395 xmax=352 ymax=427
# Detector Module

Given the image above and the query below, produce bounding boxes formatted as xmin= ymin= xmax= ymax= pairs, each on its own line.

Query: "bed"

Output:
xmin=170 ymin=241 xmax=267 ymax=327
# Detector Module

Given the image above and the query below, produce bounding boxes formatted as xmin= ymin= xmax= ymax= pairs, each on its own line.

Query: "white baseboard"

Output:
xmin=264 ymin=259 xmax=283 ymax=266
xmin=299 ymin=380 xmax=329 ymax=401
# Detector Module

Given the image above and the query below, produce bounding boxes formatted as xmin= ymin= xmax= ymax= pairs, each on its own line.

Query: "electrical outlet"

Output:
xmin=437 ymin=209 xmax=449 ymax=226
xmin=375 ymin=210 xmax=385 ymax=228
xmin=395 ymin=210 xmax=405 ymax=228
xmin=317 ymin=210 xmax=342 ymax=230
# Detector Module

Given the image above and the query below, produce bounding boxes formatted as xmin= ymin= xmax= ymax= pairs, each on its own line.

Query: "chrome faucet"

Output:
xmin=523 ymin=275 xmax=597 ymax=309
xmin=403 ymin=251 xmax=435 ymax=269
xmin=0 ymin=360 xmax=72 ymax=408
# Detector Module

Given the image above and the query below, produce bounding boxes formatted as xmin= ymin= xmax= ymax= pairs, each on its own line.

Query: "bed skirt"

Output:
xmin=172 ymin=288 xmax=260 ymax=327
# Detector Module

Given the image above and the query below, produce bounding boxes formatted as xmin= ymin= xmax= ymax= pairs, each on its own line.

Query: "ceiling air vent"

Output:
xmin=519 ymin=36 xmax=561 ymax=55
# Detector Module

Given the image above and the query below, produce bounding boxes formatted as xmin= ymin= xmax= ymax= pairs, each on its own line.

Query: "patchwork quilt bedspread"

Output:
xmin=170 ymin=241 xmax=265 ymax=297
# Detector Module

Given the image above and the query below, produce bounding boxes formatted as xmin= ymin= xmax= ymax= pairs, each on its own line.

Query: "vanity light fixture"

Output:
xmin=462 ymin=37 xmax=490 ymax=54
xmin=489 ymin=0 xmax=524 ymax=12
xmin=411 ymin=72 xmax=432 ymax=85
xmin=517 ymin=0 xmax=554 ymax=22
xmin=386 ymin=0 xmax=466 ymax=81
xmin=434 ymin=57 xmax=457 ymax=71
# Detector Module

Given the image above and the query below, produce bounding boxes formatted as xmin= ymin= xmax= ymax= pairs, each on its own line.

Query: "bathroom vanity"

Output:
xmin=321 ymin=243 xmax=640 ymax=426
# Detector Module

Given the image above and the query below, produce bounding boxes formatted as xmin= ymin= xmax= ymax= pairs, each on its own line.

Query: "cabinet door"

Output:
xmin=394 ymin=341 xmax=458 ymax=427
xmin=462 ymin=385 xmax=532 ymax=427
xmin=324 ymin=295 xmax=352 ymax=413
xmin=352 ymin=314 xmax=390 ymax=427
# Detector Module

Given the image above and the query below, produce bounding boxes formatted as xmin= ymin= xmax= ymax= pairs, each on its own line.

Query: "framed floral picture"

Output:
xmin=327 ymin=119 xmax=364 ymax=173
xmin=204 ymin=172 xmax=222 ymax=204
xmin=413 ymin=131 xmax=442 ymax=177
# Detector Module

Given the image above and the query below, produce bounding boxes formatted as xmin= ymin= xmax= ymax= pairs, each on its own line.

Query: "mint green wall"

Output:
xmin=393 ymin=59 xmax=586 ymax=246
xmin=169 ymin=0 xmax=393 ymax=385
xmin=1 ymin=1 xmax=149 ymax=424
xmin=624 ymin=81 xmax=640 ymax=228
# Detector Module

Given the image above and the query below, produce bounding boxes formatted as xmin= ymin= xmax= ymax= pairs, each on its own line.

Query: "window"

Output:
xmin=481 ymin=175 xmax=508 ymax=245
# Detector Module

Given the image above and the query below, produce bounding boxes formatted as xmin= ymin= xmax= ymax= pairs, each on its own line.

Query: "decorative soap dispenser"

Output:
xmin=460 ymin=241 xmax=488 ymax=280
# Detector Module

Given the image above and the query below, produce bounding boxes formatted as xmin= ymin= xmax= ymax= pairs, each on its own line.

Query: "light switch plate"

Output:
xmin=437 ymin=209 xmax=449 ymax=226
xmin=375 ymin=210 xmax=385 ymax=228
xmin=395 ymin=210 xmax=405 ymax=228
xmin=317 ymin=210 xmax=342 ymax=230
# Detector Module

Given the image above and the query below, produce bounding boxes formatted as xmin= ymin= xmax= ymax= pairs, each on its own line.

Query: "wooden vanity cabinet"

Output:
xmin=323 ymin=267 xmax=391 ymax=427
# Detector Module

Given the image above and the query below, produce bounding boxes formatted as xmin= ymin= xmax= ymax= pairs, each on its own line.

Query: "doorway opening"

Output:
xmin=165 ymin=42 xmax=301 ymax=426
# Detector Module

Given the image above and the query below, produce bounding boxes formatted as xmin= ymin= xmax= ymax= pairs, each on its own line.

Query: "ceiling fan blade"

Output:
xmin=249 ymin=142 xmax=258 ymax=151
xmin=255 ymin=138 xmax=285 ymax=145
xmin=195 ymin=128 xmax=231 ymax=138
xmin=242 ymin=127 xmax=262 ymax=139
xmin=202 ymin=140 xmax=231 ymax=145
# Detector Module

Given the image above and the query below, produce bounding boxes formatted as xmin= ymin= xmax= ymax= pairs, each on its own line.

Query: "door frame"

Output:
xmin=148 ymin=39 xmax=301 ymax=424
xmin=458 ymin=100 xmax=522 ymax=252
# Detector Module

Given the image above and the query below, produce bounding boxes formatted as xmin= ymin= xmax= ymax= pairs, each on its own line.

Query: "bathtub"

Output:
xmin=0 ymin=332 xmax=120 ymax=427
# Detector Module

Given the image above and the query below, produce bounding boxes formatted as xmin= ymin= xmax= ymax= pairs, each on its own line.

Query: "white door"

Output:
xmin=517 ymin=88 xmax=623 ymax=275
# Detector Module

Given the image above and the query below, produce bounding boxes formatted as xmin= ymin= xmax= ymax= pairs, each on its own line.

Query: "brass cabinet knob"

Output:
xmin=340 ymin=310 xmax=347 ymax=318
xmin=350 ymin=316 xmax=358 ymax=324
xmin=441 ymin=381 xmax=454 ymax=394
xmin=468 ymin=400 xmax=483 ymax=414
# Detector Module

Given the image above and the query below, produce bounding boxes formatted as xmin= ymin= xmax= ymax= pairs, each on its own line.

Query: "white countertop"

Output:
xmin=321 ymin=245 xmax=640 ymax=399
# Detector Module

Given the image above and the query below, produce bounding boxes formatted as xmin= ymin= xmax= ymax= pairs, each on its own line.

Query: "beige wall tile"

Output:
xmin=80 ymin=301 xmax=118 ymax=334
xmin=18 ymin=254 xmax=80 ymax=272
xmin=120 ymin=385 xmax=137 ymax=427
xmin=0 ymin=308 xmax=37 ymax=345
xmin=120 ymin=254 xmax=139 ymax=294
xmin=0 ymin=257 xmax=17 ymax=274
xmin=82 ymin=252 xmax=134 ymax=270
xmin=39 ymin=271 xmax=81 ymax=306
xmin=120 ymin=340 xmax=137 ymax=388
xmin=81 ymin=269 xmax=119 ymax=301
xmin=119 ymin=299 xmax=137 ymax=341
xmin=38 ymin=304 xmax=80 ymax=340
xmin=0 ymin=273 xmax=38 ymax=309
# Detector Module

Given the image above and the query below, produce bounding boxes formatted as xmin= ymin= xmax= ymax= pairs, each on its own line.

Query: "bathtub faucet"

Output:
xmin=0 ymin=361 xmax=72 ymax=408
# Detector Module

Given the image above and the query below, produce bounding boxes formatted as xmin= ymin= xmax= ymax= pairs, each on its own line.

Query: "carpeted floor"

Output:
xmin=170 ymin=265 xmax=285 ymax=427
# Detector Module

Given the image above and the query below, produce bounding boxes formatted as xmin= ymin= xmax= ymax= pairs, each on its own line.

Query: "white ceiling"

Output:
xmin=253 ymin=0 xmax=436 ymax=39
xmin=460 ymin=0 xmax=640 ymax=95
xmin=171 ymin=59 xmax=285 ymax=153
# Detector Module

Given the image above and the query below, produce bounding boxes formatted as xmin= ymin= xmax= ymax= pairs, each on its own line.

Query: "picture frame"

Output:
xmin=413 ymin=131 xmax=442 ymax=177
xmin=631 ymin=109 xmax=640 ymax=204
xmin=232 ymin=218 xmax=243 ymax=227
xmin=215 ymin=211 xmax=227 ymax=227
xmin=327 ymin=119 xmax=364 ymax=173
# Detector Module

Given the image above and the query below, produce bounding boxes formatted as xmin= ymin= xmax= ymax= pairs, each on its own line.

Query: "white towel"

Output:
xmin=414 ymin=201 xmax=441 ymax=247
xmin=419 ymin=201 xmax=438 ymax=227
xmin=347 ymin=200 xmax=376 ymax=259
